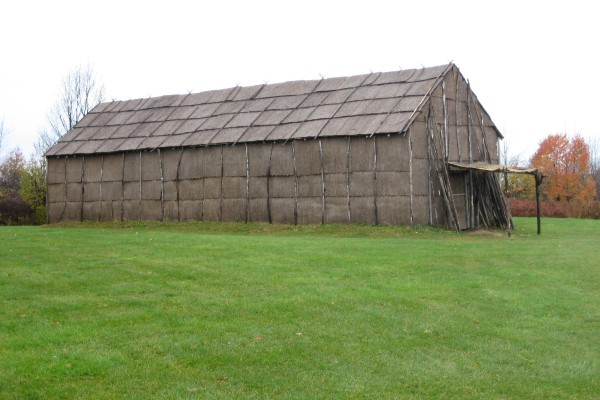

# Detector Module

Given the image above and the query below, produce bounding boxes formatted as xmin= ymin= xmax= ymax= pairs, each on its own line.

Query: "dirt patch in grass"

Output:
xmin=464 ymin=229 xmax=506 ymax=237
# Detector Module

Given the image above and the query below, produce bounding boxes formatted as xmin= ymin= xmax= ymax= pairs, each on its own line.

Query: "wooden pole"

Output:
xmin=45 ymin=157 xmax=50 ymax=224
xmin=319 ymin=139 xmax=326 ymax=225
xmin=267 ymin=143 xmax=274 ymax=224
xmin=245 ymin=143 xmax=250 ymax=223
xmin=466 ymin=81 xmax=476 ymax=227
xmin=442 ymin=81 xmax=449 ymax=159
xmin=466 ymin=81 xmax=473 ymax=164
xmin=427 ymin=115 xmax=433 ymax=225
xmin=427 ymin=104 xmax=460 ymax=231
xmin=454 ymin=69 xmax=461 ymax=162
xmin=469 ymin=94 xmax=491 ymax=162
xmin=408 ymin=129 xmax=414 ymax=225
xmin=158 ymin=149 xmax=164 ymax=222
xmin=176 ymin=148 xmax=184 ymax=221
xmin=219 ymin=146 xmax=224 ymax=222
xmin=121 ymin=153 xmax=125 ymax=221
xmin=372 ymin=136 xmax=379 ymax=225
xmin=99 ymin=155 xmax=104 ymax=221
xmin=535 ymin=172 xmax=543 ymax=235
xmin=346 ymin=137 xmax=351 ymax=223
xmin=60 ymin=157 xmax=68 ymax=222
xmin=291 ymin=141 xmax=299 ymax=225
xmin=200 ymin=150 xmax=205 ymax=221
xmin=138 ymin=151 xmax=142 ymax=221
xmin=80 ymin=156 xmax=85 ymax=222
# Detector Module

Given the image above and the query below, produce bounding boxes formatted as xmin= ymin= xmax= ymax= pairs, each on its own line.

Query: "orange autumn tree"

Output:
xmin=530 ymin=134 xmax=596 ymax=202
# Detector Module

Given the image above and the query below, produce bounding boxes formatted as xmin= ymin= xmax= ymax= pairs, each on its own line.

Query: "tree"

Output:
xmin=500 ymin=140 xmax=536 ymax=199
xmin=0 ymin=119 xmax=7 ymax=158
xmin=588 ymin=136 xmax=600 ymax=200
xmin=530 ymin=134 xmax=596 ymax=202
xmin=0 ymin=149 xmax=25 ymax=196
xmin=0 ymin=149 xmax=32 ymax=224
xmin=35 ymin=64 xmax=105 ymax=156
xmin=20 ymin=158 xmax=47 ymax=224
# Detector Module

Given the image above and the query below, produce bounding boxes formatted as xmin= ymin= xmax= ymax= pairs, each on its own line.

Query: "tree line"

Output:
xmin=503 ymin=134 xmax=600 ymax=218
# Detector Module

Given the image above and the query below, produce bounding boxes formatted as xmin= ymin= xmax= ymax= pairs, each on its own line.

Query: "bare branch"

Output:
xmin=587 ymin=135 xmax=600 ymax=200
xmin=0 ymin=120 xmax=5 ymax=150
xmin=0 ymin=119 xmax=8 ymax=160
xmin=36 ymin=64 xmax=105 ymax=157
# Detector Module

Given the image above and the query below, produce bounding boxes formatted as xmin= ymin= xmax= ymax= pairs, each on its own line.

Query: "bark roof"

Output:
xmin=47 ymin=64 xmax=472 ymax=156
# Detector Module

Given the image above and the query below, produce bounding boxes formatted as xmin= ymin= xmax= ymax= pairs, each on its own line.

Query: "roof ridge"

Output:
xmin=89 ymin=64 xmax=454 ymax=107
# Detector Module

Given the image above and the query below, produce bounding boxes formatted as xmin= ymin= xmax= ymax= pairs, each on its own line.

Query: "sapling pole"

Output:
xmin=372 ymin=136 xmax=379 ymax=225
xmin=120 ymin=153 xmax=125 ymax=221
xmin=80 ymin=156 xmax=86 ymax=221
xmin=245 ymin=143 xmax=250 ymax=223
xmin=99 ymin=154 xmax=104 ymax=221
xmin=158 ymin=149 xmax=164 ymax=222
xmin=535 ymin=172 xmax=543 ymax=235
xmin=291 ymin=141 xmax=298 ymax=225
xmin=175 ymin=148 xmax=184 ymax=221
xmin=138 ymin=151 xmax=142 ymax=221
xmin=319 ymin=139 xmax=325 ymax=224
xmin=267 ymin=143 xmax=274 ymax=224
xmin=346 ymin=137 xmax=351 ymax=223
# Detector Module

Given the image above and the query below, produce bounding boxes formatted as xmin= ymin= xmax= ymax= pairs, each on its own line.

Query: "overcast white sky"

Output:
xmin=1 ymin=0 xmax=598 ymax=161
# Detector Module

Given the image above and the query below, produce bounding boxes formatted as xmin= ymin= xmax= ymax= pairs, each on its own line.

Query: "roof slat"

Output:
xmin=96 ymin=138 xmax=126 ymax=153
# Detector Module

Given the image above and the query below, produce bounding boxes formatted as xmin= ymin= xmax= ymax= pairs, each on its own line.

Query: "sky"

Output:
xmin=1 ymin=0 xmax=598 ymax=162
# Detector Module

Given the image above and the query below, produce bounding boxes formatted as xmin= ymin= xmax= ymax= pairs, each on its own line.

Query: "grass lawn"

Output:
xmin=0 ymin=218 xmax=598 ymax=399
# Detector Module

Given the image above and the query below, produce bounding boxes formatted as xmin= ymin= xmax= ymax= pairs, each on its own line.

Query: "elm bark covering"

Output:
xmin=46 ymin=64 xmax=505 ymax=228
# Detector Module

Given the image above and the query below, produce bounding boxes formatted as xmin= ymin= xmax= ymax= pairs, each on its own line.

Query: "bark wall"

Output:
xmin=47 ymin=134 xmax=418 ymax=225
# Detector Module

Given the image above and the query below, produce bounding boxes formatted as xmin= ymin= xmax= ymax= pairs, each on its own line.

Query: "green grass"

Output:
xmin=0 ymin=218 xmax=598 ymax=399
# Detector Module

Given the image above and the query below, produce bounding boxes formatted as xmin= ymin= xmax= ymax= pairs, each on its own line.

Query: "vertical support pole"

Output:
xmin=466 ymin=82 xmax=473 ymax=164
xmin=200 ymin=148 xmax=205 ymax=221
xmin=535 ymin=172 xmax=543 ymax=235
xmin=219 ymin=146 xmax=224 ymax=222
xmin=138 ymin=151 xmax=142 ymax=221
xmin=466 ymin=81 xmax=476 ymax=227
xmin=319 ymin=139 xmax=326 ymax=225
xmin=245 ymin=143 xmax=250 ymax=223
xmin=442 ymin=80 xmax=449 ymax=160
xmin=120 ymin=152 xmax=125 ymax=222
xmin=475 ymin=105 xmax=491 ymax=162
xmin=60 ymin=157 xmax=68 ymax=222
xmin=176 ymin=148 xmax=184 ymax=221
xmin=45 ymin=157 xmax=49 ymax=224
xmin=464 ymin=173 xmax=470 ymax=229
xmin=372 ymin=136 xmax=379 ymax=225
xmin=99 ymin=154 xmax=104 ymax=221
xmin=80 ymin=156 xmax=85 ymax=222
xmin=408 ymin=129 xmax=414 ymax=225
xmin=267 ymin=143 xmax=273 ymax=224
xmin=158 ymin=149 xmax=164 ymax=222
xmin=291 ymin=141 xmax=299 ymax=225
xmin=469 ymin=170 xmax=476 ymax=228
xmin=346 ymin=136 xmax=351 ymax=223
xmin=504 ymin=163 xmax=509 ymax=194
xmin=426 ymin=116 xmax=433 ymax=225
xmin=454 ymin=69 xmax=461 ymax=162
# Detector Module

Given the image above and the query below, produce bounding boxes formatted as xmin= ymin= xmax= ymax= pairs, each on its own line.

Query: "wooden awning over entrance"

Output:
xmin=448 ymin=161 xmax=538 ymax=175
xmin=447 ymin=161 xmax=544 ymax=234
